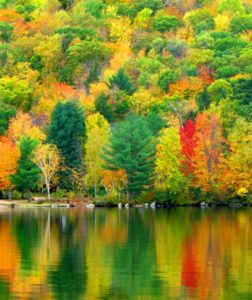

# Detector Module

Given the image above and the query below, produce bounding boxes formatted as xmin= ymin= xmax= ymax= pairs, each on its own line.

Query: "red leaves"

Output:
xmin=180 ymin=119 xmax=196 ymax=176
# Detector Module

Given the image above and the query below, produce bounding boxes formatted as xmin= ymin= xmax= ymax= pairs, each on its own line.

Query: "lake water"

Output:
xmin=0 ymin=207 xmax=251 ymax=300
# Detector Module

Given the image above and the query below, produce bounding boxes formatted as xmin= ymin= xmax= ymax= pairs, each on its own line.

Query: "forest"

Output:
xmin=0 ymin=0 xmax=251 ymax=204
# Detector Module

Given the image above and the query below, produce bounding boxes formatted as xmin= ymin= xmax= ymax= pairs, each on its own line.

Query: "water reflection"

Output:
xmin=0 ymin=207 xmax=251 ymax=299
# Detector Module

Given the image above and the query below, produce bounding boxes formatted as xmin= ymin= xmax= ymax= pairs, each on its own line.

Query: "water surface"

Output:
xmin=0 ymin=207 xmax=251 ymax=299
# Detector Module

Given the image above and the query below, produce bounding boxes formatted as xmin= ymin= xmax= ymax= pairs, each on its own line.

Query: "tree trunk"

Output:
xmin=28 ymin=190 xmax=31 ymax=203
xmin=7 ymin=190 xmax=12 ymax=200
xmin=46 ymin=181 xmax=51 ymax=201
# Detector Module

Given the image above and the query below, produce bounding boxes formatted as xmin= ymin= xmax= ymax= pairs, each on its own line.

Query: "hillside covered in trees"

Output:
xmin=0 ymin=0 xmax=251 ymax=204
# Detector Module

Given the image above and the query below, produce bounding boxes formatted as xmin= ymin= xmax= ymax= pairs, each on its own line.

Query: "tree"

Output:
xmin=108 ymin=68 xmax=136 ymax=96
xmin=0 ymin=136 xmax=20 ymax=196
xmin=102 ymin=114 xmax=155 ymax=199
xmin=95 ymin=93 xmax=115 ymax=122
xmin=192 ymin=112 xmax=224 ymax=194
xmin=134 ymin=8 xmax=153 ymax=30
xmin=32 ymin=144 xmax=60 ymax=200
xmin=158 ymin=70 xmax=177 ymax=91
xmin=152 ymin=15 xmax=179 ymax=33
xmin=155 ymin=128 xmax=188 ymax=193
xmin=221 ymin=118 xmax=252 ymax=197
xmin=47 ymin=101 xmax=85 ymax=189
xmin=10 ymin=137 xmax=40 ymax=201
xmin=8 ymin=112 xmax=45 ymax=142
xmin=84 ymin=113 xmax=110 ymax=197
xmin=0 ymin=103 xmax=16 ymax=135
xmin=230 ymin=15 xmax=252 ymax=34
xmin=207 ymin=79 xmax=233 ymax=103
xmin=180 ymin=119 xmax=196 ymax=177
xmin=187 ymin=8 xmax=215 ymax=34
xmin=0 ymin=76 xmax=33 ymax=111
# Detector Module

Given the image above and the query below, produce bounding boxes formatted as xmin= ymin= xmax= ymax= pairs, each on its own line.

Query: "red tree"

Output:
xmin=180 ymin=119 xmax=196 ymax=177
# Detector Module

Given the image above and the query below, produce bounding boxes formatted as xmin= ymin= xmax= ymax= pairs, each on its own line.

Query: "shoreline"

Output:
xmin=0 ymin=199 xmax=251 ymax=209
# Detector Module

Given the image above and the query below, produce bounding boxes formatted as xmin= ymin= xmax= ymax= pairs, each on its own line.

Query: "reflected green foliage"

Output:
xmin=0 ymin=208 xmax=251 ymax=299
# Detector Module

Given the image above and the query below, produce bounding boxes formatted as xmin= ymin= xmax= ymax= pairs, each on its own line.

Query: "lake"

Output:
xmin=0 ymin=207 xmax=251 ymax=300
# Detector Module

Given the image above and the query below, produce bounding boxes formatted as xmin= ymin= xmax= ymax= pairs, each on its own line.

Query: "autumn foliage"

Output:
xmin=0 ymin=136 xmax=20 ymax=191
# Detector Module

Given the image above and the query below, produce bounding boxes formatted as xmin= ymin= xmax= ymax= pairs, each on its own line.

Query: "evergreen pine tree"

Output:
xmin=10 ymin=137 xmax=40 ymax=201
xmin=47 ymin=101 xmax=85 ymax=190
xmin=103 ymin=114 xmax=155 ymax=199
xmin=108 ymin=68 xmax=136 ymax=95
xmin=95 ymin=92 xmax=115 ymax=122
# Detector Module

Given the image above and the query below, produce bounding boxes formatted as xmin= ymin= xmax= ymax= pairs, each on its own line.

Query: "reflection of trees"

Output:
xmin=101 ymin=209 xmax=165 ymax=299
xmin=49 ymin=210 xmax=87 ymax=300
xmin=14 ymin=211 xmax=40 ymax=271
xmin=1 ymin=208 xmax=252 ymax=299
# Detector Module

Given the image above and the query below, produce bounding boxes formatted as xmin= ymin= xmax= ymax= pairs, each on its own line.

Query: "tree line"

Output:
xmin=0 ymin=0 xmax=251 ymax=203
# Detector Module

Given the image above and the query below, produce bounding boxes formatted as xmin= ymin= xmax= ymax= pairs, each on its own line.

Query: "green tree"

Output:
xmin=10 ymin=137 xmax=40 ymax=201
xmin=0 ymin=103 xmax=16 ymax=135
xmin=188 ymin=9 xmax=215 ymax=34
xmin=95 ymin=93 xmax=115 ymax=122
xmin=0 ymin=22 xmax=13 ymax=42
xmin=207 ymin=79 xmax=233 ymax=103
xmin=230 ymin=15 xmax=252 ymax=33
xmin=152 ymin=15 xmax=179 ymax=33
xmin=158 ymin=70 xmax=177 ymax=91
xmin=108 ymin=68 xmax=136 ymax=96
xmin=103 ymin=114 xmax=155 ymax=199
xmin=47 ymin=101 xmax=85 ymax=190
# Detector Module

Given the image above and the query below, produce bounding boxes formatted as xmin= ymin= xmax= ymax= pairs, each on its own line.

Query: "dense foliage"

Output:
xmin=0 ymin=0 xmax=251 ymax=203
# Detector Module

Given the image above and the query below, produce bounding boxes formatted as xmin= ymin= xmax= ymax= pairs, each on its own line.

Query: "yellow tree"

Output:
xmin=84 ymin=113 xmax=110 ymax=197
xmin=155 ymin=128 xmax=188 ymax=193
xmin=8 ymin=112 xmax=45 ymax=142
xmin=221 ymin=118 xmax=252 ymax=197
xmin=32 ymin=144 xmax=60 ymax=200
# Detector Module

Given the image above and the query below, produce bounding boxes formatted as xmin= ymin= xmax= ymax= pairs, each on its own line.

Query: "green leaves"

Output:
xmin=10 ymin=137 xmax=40 ymax=196
xmin=153 ymin=15 xmax=179 ymax=33
xmin=103 ymin=114 xmax=155 ymax=196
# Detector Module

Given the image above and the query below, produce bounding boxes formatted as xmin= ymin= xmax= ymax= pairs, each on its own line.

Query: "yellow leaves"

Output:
xmin=128 ymin=88 xmax=161 ymax=115
xmin=35 ymin=82 xmax=77 ymax=118
xmin=168 ymin=77 xmax=203 ymax=100
xmin=134 ymin=8 xmax=153 ymax=30
xmin=32 ymin=143 xmax=61 ymax=196
xmin=214 ymin=14 xmax=230 ymax=31
xmin=101 ymin=169 xmax=127 ymax=194
xmin=8 ymin=112 xmax=45 ymax=142
xmin=104 ymin=41 xmax=133 ymax=80
xmin=187 ymin=49 xmax=214 ymax=66
xmin=155 ymin=127 xmax=187 ymax=192
xmin=239 ymin=30 xmax=252 ymax=42
xmin=220 ymin=118 xmax=252 ymax=194
xmin=237 ymin=188 xmax=249 ymax=197
xmin=109 ymin=17 xmax=133 ymax=42
xmin=85 ymin=113 xmax=111 ymax=193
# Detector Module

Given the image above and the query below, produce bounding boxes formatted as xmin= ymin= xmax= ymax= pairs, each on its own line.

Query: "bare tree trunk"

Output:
xmin=46 ymin=181 xmax=51 ymax=201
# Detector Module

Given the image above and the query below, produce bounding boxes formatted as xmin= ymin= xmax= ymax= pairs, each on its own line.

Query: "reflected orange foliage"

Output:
xmin=0 ymin=222 xmax=20 ymax=282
